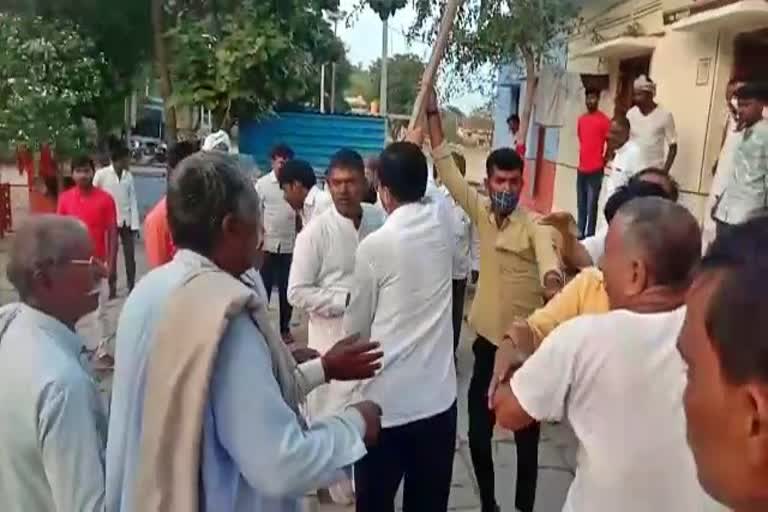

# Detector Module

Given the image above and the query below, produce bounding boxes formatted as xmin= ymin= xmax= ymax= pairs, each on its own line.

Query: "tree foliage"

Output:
xmin=0 ymin=14 xmax=107 ymax=154
xmin=168 ymin=0 xmax=350 ymax=128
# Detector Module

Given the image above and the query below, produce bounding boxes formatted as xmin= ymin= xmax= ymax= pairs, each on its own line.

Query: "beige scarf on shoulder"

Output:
xmin=133 ymin=268 xmax=305 ymax=512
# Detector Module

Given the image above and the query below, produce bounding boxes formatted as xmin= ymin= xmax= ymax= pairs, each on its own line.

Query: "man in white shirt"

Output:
xmin=626 ymin=75 xmax=678 ymax=172
xmin=438 ymin=151 xmax=473 ymax=353
xmin=343 ymin=141 xmax=457 ymax=511
xmin=287 ymin=148 xmax=385 ymax=505
xmin=0 ymin=215 xmax=108 ymax=511
xmin=93 ymin=145 xmax=139 ymax=298
xmin=492 ymin=197 xmax=721 ymax=512
xmin=278 ymin=159 xmax=332 ymax=226
xmin=604 ymin=116 xmax=644 ymax=198
xmin=702 ymin=79 xmax=744 ymax=251
xmin=255 ymin=143 xmax=298 ymax=343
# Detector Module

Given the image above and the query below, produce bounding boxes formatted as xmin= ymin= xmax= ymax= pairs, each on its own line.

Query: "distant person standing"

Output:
xmin=702 ymin=79 xmax=744 ymax=251
xmin=57 ymin=155 xmax=117 ymax=365
xmin=143 ymin=140 xmax=200 ymax=269
xmin=507 ymin=114 xmax=526 ymax=158
xmin=627 ymin=75 xmax=678 ymax=172
xmin=713 ymin=82 xmax=768 ymax=239
xmin=604 ymin=117 xmax=644 ymax=199
xmin=93 ymin=145 xmax=139 ymax=297
xmin=576 ymin=88 xmax=611 ymax=237
xmin=256 ymin=144 xmax=299 ymax=343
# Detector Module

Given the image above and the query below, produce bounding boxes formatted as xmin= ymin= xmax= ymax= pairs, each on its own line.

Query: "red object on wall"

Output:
xmin=519 ymin=158 xmax=556 ymax=214
xmin=0 ymin=184 xmax=12 ymax=237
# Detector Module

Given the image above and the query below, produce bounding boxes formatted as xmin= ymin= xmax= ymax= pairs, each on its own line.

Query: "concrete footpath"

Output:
xmin=0 ymin=234 xmax=577 ymax=512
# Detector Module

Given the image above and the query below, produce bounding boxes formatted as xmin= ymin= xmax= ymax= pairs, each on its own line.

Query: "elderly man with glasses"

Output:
xmin=0 ymin=215 xmax=108 ymax=511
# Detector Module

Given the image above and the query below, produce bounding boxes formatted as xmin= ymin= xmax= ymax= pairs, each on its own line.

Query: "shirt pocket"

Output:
xmin=494 ymin=228 xmax=535 ymax=271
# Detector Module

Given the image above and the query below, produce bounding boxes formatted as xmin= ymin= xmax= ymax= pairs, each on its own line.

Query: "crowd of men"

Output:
xmin=0 ymin=78 xmax=766 ymax=512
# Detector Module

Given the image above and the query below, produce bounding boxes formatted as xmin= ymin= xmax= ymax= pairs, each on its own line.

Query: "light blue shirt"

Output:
xmin=106 ymin=250 xmax=367 ymax=512
xmin=0 ymin=303 xmax=106 ymax=512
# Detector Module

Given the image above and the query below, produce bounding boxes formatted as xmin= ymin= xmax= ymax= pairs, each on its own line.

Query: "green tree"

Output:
xmin=2 ymin=0 xmax=154 ymax=138
xmin=369 ymin=54 xmax=426 ymax=115
xmin=0 ymin=14 xmax=107 ymax=154
xmin=168 ymin=1 xmax=349 ymax=129
xmin=411 ymin=0 xmax=579 ymax=146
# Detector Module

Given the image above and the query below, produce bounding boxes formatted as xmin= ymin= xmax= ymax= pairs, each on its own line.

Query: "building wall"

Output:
xmin=551 ymin=0 xmax=747 ymax=226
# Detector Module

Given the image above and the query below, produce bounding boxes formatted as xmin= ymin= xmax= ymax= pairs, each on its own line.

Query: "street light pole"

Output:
xmin=380 ymin=16 xmax=389 ymax=136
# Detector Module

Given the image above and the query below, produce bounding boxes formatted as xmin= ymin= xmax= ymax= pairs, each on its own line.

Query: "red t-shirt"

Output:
xmin=143 ymin=196 xmax=176 ymax=269
xmin=577 ymin=111 xmax=611 ymax=172
xmin=57 ymin=186 xmax=117 ymax=261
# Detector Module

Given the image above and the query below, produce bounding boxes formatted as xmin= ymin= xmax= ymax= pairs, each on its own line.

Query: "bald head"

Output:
xmin=616 ymin=197 xmax=701 ymax=288
xmin=7 ymin=215 xmax=91 ymax=300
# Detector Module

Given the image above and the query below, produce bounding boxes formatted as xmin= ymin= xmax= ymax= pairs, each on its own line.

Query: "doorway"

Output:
xmin=733 ymin=29 xmax=768 ymax=82
xmin=615 ymin=55 xmax=652 ymax=117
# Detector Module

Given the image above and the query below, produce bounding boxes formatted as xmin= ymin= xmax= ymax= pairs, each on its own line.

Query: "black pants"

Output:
xmin=261 ymin=252 xmax=293 ymax=335
xmin=355 ymin=402 xmax=457 ymax=512
xmin=715 ymin=219 xmax=738 ymax=241
xmin=576 ymin=170 xmax=604 ymax=238
xmin=108 ymin=226 xmax=136 ymax=296
xmin=451 ymin=279 xmax=467 ymax=354
xmin=468 ymin=337 xmax=540 ymax=512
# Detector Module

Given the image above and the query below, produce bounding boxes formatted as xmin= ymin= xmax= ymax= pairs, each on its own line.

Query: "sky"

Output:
xmin=336 ymin=0 xmax=488 ymax=115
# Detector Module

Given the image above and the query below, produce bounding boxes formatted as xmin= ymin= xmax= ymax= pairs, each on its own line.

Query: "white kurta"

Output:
xmin=288 ymin=204 xmax=385 ymax=420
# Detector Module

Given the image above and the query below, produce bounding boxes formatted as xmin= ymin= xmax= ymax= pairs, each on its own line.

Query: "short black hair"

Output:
xmin=328 ymin=148 xmax=365 ymax=176
xmin=71 ymin=154 xmax=95 ymax=171
xmin=270 ymin=143 xmax=295 ymax=160
xmin=585 ymin=88 xmax=600 ymax=97
xmin=617 ymin=197 xmax=701 ymax=289
xmin=168 ymin=140 xmax=200 ymax=171
xmin=699 ymin=216 xmax=768 ymax=383
xmin=167 ymin=152 xmax=259 ymax=254
xmin=378 ymin=141 xmax=427 ymax=203
xmin=110 ymin=144 xmax=130 ymax=162
xmin=604 ymin=179 xmax=673 ymax=224
xmin=631 ymin=168 xmax=681 ymax=202
xmin=486 ymin=147 xmax=523 ymax=177
xmin=734 ymin=82 xmax=768 ymax=102
xmin=506 ymin=114 xmax=520 ymax=124
xmin=278 ymin=159 xmax=317 ymax=189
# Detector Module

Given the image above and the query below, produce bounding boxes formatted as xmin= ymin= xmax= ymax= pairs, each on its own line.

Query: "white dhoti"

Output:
xmin=304 ymin=315 xmax=360 ymax=422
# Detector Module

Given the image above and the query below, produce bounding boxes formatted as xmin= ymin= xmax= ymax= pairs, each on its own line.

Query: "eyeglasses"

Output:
xmin=65 ymin=256 xmax=108 ymax=278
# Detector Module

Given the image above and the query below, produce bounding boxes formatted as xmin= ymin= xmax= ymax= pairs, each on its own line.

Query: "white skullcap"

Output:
xmin=202 ymin=130 xmax=232 ymax=153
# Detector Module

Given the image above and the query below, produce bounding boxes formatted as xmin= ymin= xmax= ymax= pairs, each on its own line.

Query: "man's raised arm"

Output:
xmin=425 ymin=89 xmax=481 ymax=224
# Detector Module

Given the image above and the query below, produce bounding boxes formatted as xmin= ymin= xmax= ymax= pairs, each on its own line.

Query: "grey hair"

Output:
xmin=7 ymin=215 xmax=90 ymax=300
xmin=167 ymin=151 xmax=261 ymax=254
xmin=616 ymin=196 xmax=701 ymax=288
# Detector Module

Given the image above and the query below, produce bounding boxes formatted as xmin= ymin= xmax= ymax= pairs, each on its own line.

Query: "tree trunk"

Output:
xmin=518 ymin=49 xmax=537 ymax=153
xmin=151 ymin=0 xmax=177 ymax=143
xmin=519 ymin=49 xmax=538 ymax=198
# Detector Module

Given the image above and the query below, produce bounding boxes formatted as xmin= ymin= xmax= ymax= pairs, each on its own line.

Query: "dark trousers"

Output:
xmin=715 ymin=219 xmax=738 ymax=241
xmin=469 ymin=337 xmax=540 ymax=512
xmin=261 ymin=252 xmax=293 ymax=335
xmin=108 ymin=226 xmax=136 ymax=296
xmin=576 ymin=170 xmax=604 ymax=238
xmin=355 ymin=402 xmax=457 ymax=512
xmin=451 ymin=279 xmax=467 ymax=353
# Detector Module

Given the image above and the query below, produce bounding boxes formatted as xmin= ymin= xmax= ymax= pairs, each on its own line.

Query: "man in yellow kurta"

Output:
xmin=425 ymin=89 xmax=563 ymax=512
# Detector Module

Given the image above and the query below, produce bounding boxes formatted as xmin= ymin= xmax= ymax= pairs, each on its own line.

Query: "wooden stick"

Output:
xmin=408 ymin=0 xmax=462 ymax=131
